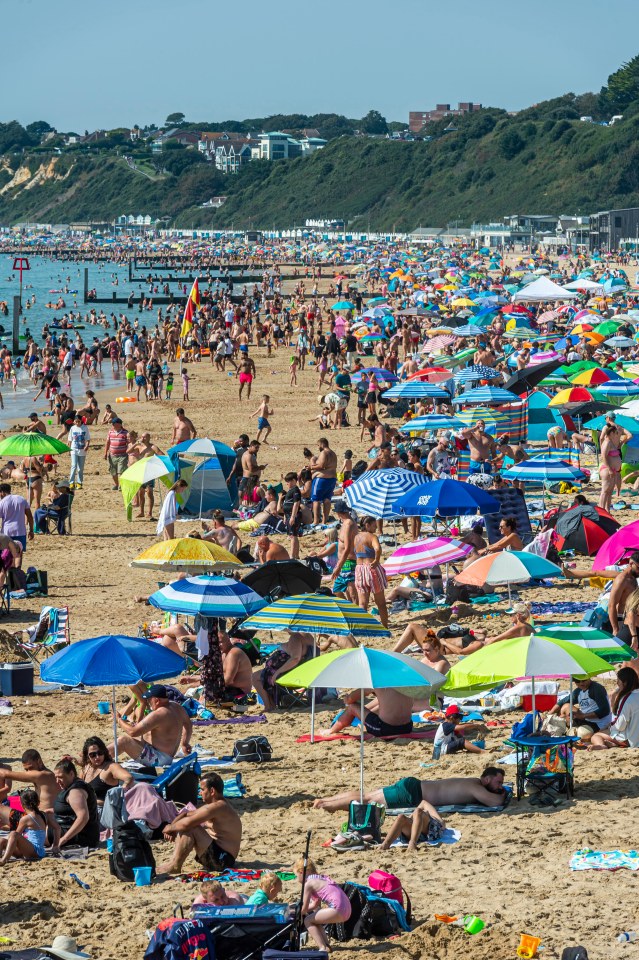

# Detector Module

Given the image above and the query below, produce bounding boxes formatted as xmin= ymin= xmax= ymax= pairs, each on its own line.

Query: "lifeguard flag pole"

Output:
xmin=179 ymin=278 xmax=200 ymax=371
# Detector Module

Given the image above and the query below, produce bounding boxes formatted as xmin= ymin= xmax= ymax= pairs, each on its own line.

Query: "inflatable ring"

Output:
xmin=115 ymin=397 xmax=137 ymax=403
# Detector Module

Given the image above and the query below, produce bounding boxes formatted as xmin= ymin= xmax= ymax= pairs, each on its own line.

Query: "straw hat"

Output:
xmin=41 ymin=935 xmax=91 ymax=960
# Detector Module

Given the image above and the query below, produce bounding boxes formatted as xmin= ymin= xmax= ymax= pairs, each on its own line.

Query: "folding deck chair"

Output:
xmin=19 ymin=606 xmax=70 ymax=663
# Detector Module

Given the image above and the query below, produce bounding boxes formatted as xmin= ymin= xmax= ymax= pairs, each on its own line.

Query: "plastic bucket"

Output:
xmin=97 ymin=701 xmax=111 ymax=715
xmin=133 ymin=866 xmax=152 ymax=886
xmin=463 ymin=915 xmax=485 ymax=935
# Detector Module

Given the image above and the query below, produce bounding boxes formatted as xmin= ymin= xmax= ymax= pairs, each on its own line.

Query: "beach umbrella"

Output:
xmin=593 ymin=382 xmax=639 ymax=400
xmin=242 ymin=559 xmax=322 ymax=599
xmin=584 ymin=413 xmax=639 ymax=432
xmin=452 ymin=386 xmax=520 ymax=406
xmin=442 ymin=633 xmax=611 ymax=708
xmin=277 ymin=646 xmax=446 ymax=798
xmin=383 ymin=536 xmax=472 ymax=575
xmin=455 ymin=550 xmax=562 ymax=602
xmin=398 ymin=414 xmax=465 ymax=433
xmin=40 ymin=635 xmax=185 ymax=760
xmin=343 ymin=468 xmax=428 ymax=518
xmin=0 ymin=434 xmax=70 ymax=456
xmin=539 ymin=625 xmax=635 ymax=664
xmin=332 ymin=301 xmax=355 ymax=310
xmin=503 ymin=358 xmax=562 ymax=393
xmin=604 ymin=336 xmax=635 ymax=348
xmin=382 ymin=382 xmax=450 ymax=399
xmin=453 ymin=365 xmax=499 ymax=383
xmin=548 ymin=504 xmax=620 ymax=556
xmin=594 ymin=322 xmax=622 ymax=336
xmin=501 ymin=458 xmax=585 ymax=483
xmin=131 ymin=538 xmax=242 ymax=572
xmin=350 ymin=368 xmax=398 ymax=384
xmin=554 ymin=335 xmax=580 ymax=351
xmin=242 ymin=593 xmax=390 ymax=639
xmin=569 ymin=368 xmax=617 ymax=386
xmin=394 ymin=478 xmax=500 ymax=518
xmin=548 ymin=387 xmax=594 ymax=407
xmin=593 ymin=519 xmax=639 ymax=569
xmin=119 ymin=455 xmax=191 ymax=521
xmin=148 ymin=575 xmax=266 ymax=618
xmin=453 ymin=324 xmax=484 ymax=336
xmin=406 ymin=367 xmax=452 ymax=384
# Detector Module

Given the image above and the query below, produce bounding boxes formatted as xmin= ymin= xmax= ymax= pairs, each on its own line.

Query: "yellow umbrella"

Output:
xmin=131 ymin=538 xmax=241 ymax=572
xmin=451 ymin=297 xmax=476 ymax=307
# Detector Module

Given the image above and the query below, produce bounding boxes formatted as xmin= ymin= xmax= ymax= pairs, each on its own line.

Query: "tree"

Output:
xmin=359 ymin=110 xmax=388 ymax=135
xmin=165 ymin=112 xmax=186 ymax=126
xmin=498 ymin=126 xmax=525 ymax=159
xmin=600 ymin=55 xmax=639 ymax=115
xmin=0 ymin=121 xmax=33 ymax=154
xmin=26 ymin=121 xmax=53 ymax=140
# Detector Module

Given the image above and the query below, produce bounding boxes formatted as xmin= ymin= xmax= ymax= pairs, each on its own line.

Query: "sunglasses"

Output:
xmin=88 ymin=751 xmax=104 ymax=758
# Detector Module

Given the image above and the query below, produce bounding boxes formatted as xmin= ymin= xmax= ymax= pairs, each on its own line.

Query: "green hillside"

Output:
xmin=1 ymin=57 xmax=639 ymax=230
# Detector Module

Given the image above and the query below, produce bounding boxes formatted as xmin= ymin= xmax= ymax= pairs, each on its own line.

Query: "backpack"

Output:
xmin=326 ymin=882 xmax=370 ymax=942
xmin=25 ymin=566 xmax=48 ymax=596
xmin=359 ymin=897 xmax=401 ymax=938
xmin=561 ymin=949 xmax=589 ymax=960
xmin=232 ymin=736 xmax=272 ymax=763
xmin=368 ymin=871 xmax=412 ymax=922
xmin=109 ymin=819 xmax=156 ymax=883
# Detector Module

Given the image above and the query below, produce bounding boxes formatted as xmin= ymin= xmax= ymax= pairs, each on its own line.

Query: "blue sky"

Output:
xmin=5 ymin=0 xmax=639 ymax=130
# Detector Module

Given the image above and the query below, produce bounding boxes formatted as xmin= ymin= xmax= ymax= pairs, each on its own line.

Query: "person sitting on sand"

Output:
xmin=202 ymin=510 xmax=238 ymax=553
xmin=53 ymin=759 xmax=101 ymax=849
xmin=192 ymin=879 xmax=245 ymax=909
xmin=589 ymin=668 xmax=639 ymax=750
xmin=319 ymin=687 xmax=414 ymax=739
xmin=433 ymin=704 xmax=487 ymax=755
xmin=255 ymin=535 xmax=289 ymax=563
xmin=158 ymin=772 xmax=242 ymax=875
xmin=477 ymin=516 xmax=523 ymax=555
xmin=380 ymin=798 xmax=447 ymax=852
xmin=386 ymin=568 xmax=444 ymax=606
xmin=313 ymin=767 xmax=508 ymax=812
xmin=0 ymin=788 xmax=47 ymax=865
xmin=110 ymin=684 xmax=192 ymax=768
xmin=78 ymin=736 xmax=134 ymax=807
xmin=296 ymin=857 xmax=352 ymax=953
xmin=0 ymin=750 xmax=60 ymax=848
xmin=253 ymin=632 xmax=316 ymax=711
xmin=246 ymin=871 xmax=283 ymax=906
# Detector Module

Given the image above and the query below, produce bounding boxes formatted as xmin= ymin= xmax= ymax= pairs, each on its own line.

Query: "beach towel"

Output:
xmin=531 ymin=600 xmax=593 ymax=616
xmin=197 ymin=756 xmax=236 ymax=768
xmin=570 ymin=849 xmax=639 ymax=871
xmin=392 ymin=827 xmax=461 ymax=847
xmin=387 ymin=787 xmax=512 ymax=817
xmin=296 ymin=730 xmax=436 ymax=743
xmin=193 ymin=714 xmax=267 ymax=726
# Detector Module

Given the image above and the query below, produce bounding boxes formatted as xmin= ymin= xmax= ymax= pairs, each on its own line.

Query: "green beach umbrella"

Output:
xmin=0 ymin=433 xmax=70 ymax=456
xmin=538 ymin=625 xmax=636 ymax=664
xmin=594 ymin=321 xmax=622 ymax=336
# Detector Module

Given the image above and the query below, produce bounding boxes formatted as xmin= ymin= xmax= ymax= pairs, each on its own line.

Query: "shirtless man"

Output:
xmin=0 ymin=750 xmax=61 ymax=847
xmin=111 ymin=684 xmax=192 ymax=767
xmin=130 ymin=431 xmax=165 ymax=519
xmin=314 ymin=767 xmax=507 ymax=812
xmin=25 ymin=412 xmax=47 ymax=434
xmin=563 ymin=552 xmax=639 ymax=637
xmin=240 ymin=440 xmax=266 ymax=502
xmin=330 ymin=499 xmax=357 ymax=602
xmin=461 ymin=420 xmax=498 ymax=477
xmin=203 ymin=510 xmax=238 ymax=553
xmin=220 ymin=633 xmax=253 ymax=698
xmin=309 ymin=437 xmax=337 ymax=525
xmin=366 ymin=440 xmax=397 ymax=471
xmin=171 ymin=408 xmax=197 ymax=446
xmin=256 ymin=535 xmax=289 ymax=563
xmin=157 ymin=772 xmax=242 ymax=875
xmin=237 ymin=354 xmax=256 ymax=401
xmin=320 ymin=687 xmax=414 ymax=739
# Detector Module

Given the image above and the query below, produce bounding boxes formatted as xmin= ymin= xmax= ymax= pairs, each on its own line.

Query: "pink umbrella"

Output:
xmin=593 ymin=519 xmax=639 ymax=569
xmin=530 ymin=351 xmax=562 ymax=365
xmin=422 ymin=335 xmax=456 ymax=354
xmin=383 ymin=537 xmax=472 ymax=576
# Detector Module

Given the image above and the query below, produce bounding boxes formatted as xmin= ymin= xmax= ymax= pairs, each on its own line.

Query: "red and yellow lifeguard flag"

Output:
xmin=180 ymin=279 xmax=201 ymax=339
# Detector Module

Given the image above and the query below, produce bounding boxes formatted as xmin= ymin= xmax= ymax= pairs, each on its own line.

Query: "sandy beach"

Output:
xmin=0 ymin=259 xmax=638 ymax=959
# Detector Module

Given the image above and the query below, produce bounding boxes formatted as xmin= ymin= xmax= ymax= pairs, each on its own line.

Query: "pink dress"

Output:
xmin=307 ymin=875 xmax=352 ymax=920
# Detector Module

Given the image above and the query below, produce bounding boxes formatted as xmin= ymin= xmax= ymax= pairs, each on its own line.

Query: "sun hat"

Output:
xmin=41 ymin=935 xmax=91 ymax=960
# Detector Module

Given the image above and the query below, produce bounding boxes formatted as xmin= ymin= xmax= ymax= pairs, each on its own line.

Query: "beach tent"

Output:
xmin=178 ymin=457 xmax=233 ymax=517
xmin=512 ymin=277 xmax=578 ymax=302
xmin=527 ymin=390 xmax=568 ymax=443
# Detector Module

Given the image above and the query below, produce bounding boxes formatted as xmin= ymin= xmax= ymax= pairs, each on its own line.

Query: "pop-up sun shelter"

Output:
xmin=178 ymin=456 xmax=233 ymax=517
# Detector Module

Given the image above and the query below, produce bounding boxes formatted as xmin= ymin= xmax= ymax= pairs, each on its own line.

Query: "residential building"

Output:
xmin=214 ymin=140 xmax=253 ymax=174
xmin=409 ymin=102 xmax=482 ymax=133
xmin=589 ymin=207 xmax=639 ymax=251
xmin=505 ymin=214 xmax=559 ymax=238
xmin=300 ymin=136 xmax=327 ymax=154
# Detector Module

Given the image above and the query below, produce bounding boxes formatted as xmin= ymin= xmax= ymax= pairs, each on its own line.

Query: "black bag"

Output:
xmin=6 ymin=568 xmax=27 ymax=592
xmin=561 ymin=950 xmax=589 ymax=960
xmin=326 ymin=883 xmax=370 ymax=942
xmin=359 ymin=897 xmax=400 ymax=938
xmin=109 ymin=819 xmax=156 ymax=883
xmin=347 ymin=801 xmax=384 ymax=843
xmin=164 ymin=769 xmax=200 ymax=806
xmin=232 ymin=735 xmax=272 ymax=763
xmin=25 ymin=567 xmax=48 ymax=595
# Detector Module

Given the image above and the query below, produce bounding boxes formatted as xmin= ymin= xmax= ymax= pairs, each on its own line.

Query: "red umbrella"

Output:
xmin=407 ymin=367 xmax=451 ymax=383
xmin=549 ymin=505 xmax=620 ymax=556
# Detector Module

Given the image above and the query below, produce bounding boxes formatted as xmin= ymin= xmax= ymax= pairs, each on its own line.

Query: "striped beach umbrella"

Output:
xmin=148 ymin=575 xmax=266 ymax=618
xmin=422 ymin=334 xmax=457 ymax=353
xmin=382 ymin=382 xmax=451 ymax=399
xmin=548 ymin=387 xmax=594 ymax=407
xmin=455 ymin=550 xmax=562 ymax=601
xmin=384 ymin=537 xmax=472 ymax=575
xmin=501 ymin=458 xmax=585 ymax=483
xmin=452 ymin=386 xmax=519 ymax=406
xmin=538 ymin=625 xmax=636 ymax=664
xmin=593 ymin=382 xmax=639 ymax=399
xmin=398 ymin=414 xmax=466 ymax=433
xmin=453 ymin=365 xmax=499 ymax=382
xmin=569 ymin=368 xmax=617 ymax=386
xmin=344 ymin=468 xmax=427 ymax=518
xmin=131 ymin=538 xmax=241 ymax=572
xmin=242 ymin=594 xmax=390 ymax=638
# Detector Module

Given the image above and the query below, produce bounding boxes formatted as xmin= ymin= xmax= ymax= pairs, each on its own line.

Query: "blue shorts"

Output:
xmin=13 ymin=535 xmax=26 ymax=550
xmin=258 ymin=417 xmax=270 ymax=430
xmin=311 ymin=476 xmax=337 ymax=504
xmin=468 ymin=460 xmax=492 ymax=475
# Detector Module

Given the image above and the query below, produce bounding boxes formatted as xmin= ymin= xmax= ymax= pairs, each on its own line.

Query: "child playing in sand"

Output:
xmin=192 ymin=880 xmax=245 ymax=908
xmin=308 ymin=407 xmax=331 ymax=430
xmin=296 ymin=857 xmax=351 ymax=952
xmin=433 ymin=704 xmax=487 ymax=756
xmin=246 ymin=871 xmax=282 ymax=906
xmin=0 ymin=789 xmax=47 ymax=865
xmin=251 ymin=395 xmax=274 ymax=444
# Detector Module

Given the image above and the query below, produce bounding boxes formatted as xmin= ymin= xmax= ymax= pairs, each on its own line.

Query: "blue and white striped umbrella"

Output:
xmin=399 ymin=414 xmax=466 ymax=433
xmin=148 ymin=575 xmax=267 ymax=618
xmin=501 ymin=458 xmax=585 ymax=483
xmin=382 ymin=382 xmax=451 ymax=399
xmin=452 ymin=324 xmax=484 ymax=337
xmin=454 ymin=365 xmax=500 ymax=383
xmin=452 ymin=386 xmax=520 ymax=406
xmin=350 ymin=367 xmax=398 ymax=384
xmin=593 ymin=382 xmax=639 ymax=398
xmin=344 ymin=468 xmax=427 ymax=518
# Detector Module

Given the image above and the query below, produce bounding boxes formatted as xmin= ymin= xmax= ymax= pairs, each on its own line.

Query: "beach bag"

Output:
xmin=542 ymin=715 xmax=567 ymax=737
xmin=232 ymin=735 xmax=272 ymax=763
xmin=25 ymin=566 xmax=48 ymax=595
xmin=359 ymin=897 xmax=401 ymax=938
xmin=368 ymin=871 xmax=412 ymax=921
xmin=109 ymin=819 xmax=155 ymax=883
xmin=326 ymin=882 xmax=369 ymax=942
xmin=561 ymin=949 xmax=588 ymax=960
xmin=511 ymin=711 xmax=541 ymax=739
xmin=6 ymin=567 xmax=27 ymax=592
xmin=348 ymin=801 xmax=384 ymax=843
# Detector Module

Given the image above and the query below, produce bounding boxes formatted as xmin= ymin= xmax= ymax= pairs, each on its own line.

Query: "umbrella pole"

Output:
xmin=531 ymin=675 xmax=536 ymax=718
xmin=112 ymin=685 xmax=119 ymax=762
xmin=310 ymin=641 xmax=318 ymax=744
xmin=569 ymin=677 xmax=574 ymax=730
xmin=360 ymin=687 xmax=365 ymax=803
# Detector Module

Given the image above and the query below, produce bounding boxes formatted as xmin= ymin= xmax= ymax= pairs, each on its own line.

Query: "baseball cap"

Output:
xmin=112 ymin=417 xmax=123 ymax=424
xmin=445 ymin=704 xmax=462 ymax=718
xmin=141 ymin=684 xmax=168 ymax=700
xmin=333 ymin=499 xmax=351 ymax=515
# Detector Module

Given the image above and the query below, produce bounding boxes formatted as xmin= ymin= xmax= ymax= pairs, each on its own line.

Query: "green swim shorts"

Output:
xmin=382 ymin=776 xmax=422 ymax=809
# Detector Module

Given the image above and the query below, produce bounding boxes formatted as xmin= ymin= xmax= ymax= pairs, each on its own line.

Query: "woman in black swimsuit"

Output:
xmin=78 ymin=736 xmax=134 ymax=805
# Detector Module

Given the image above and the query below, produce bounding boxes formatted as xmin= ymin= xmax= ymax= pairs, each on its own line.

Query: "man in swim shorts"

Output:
xmin=309 ymin=437 xmax=337 ymax=525
xmin=237 ymin=354 xmax=256 ymax=400
xmin=331 ymin=499 xmax=357 ymax=601
xmin=158 ymin=773 xmax=242 ymax=875
xmin=313 ymin=767 xmax=508 ymax=812
xmin=319 ymin=687 xmax=414 ymax=739
xmin=110 ymin=684 xmax=192 ymax=768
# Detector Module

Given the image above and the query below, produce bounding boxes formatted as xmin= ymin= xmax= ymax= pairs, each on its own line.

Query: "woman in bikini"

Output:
xmin=353 ymin=516 xmax=388 ymax=627
xmin=599 ymin=416 xmax=632 ymax=513
xmin=21 ymin=456 xmax=45 ymax=511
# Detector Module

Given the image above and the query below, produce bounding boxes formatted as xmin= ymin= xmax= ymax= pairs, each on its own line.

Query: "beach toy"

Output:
xmin=69 ymin=873 xmax=90 ymax=890
xmin=106 ymin=838 xmax=113 ymax=853
xmin=517 ymin=934 xmax=541 ymax=957
xmin=463 ymin=915 xmax=485 ymax=934
xmin=97 ymin=701 xmax=111 ymax=715
xmin=115 ymin=397 xmax=136 ymax=403
xmin=133 ymin=866 xmax=153 ymax=886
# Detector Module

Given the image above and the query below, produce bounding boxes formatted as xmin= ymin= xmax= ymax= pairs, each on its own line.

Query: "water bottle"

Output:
xmin=617 ymin=931 xmax=638 ymax=942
